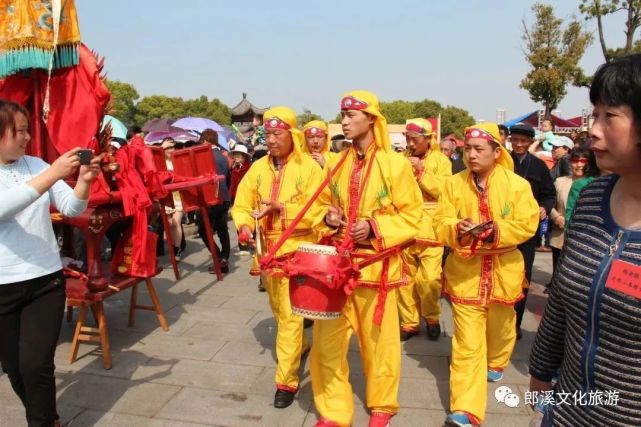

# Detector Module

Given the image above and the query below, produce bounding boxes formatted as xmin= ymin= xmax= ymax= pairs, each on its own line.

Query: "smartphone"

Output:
xmin=77 ymin=149 xmax=93 ymax=165
xmin=459 ymin=220 xmax=494 ymax=238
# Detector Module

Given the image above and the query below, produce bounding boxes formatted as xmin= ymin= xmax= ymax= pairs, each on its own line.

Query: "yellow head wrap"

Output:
xmin=262 ymin=106 xmax=304 ymax=160
xmin=340 ymin=90 xmax=390 ymax=152
xmin=463 ymin=122 xmax=514 ymax=171
xmin=405 ymin=118 xmax=439 ymax=152
xmin=302 ymin=120 xmax=330 ymax=154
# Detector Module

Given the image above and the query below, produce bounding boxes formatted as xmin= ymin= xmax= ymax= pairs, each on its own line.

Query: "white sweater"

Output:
xmin=0 ymin=156 xmax=87 ymax=284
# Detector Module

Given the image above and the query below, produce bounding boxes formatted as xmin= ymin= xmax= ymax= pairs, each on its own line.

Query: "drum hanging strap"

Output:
xmin=260 ymin=151 xmax=350 ymax=269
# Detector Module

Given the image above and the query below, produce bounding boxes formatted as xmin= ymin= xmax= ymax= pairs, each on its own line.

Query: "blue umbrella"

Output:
xmin=173 ymin=117 xmax=224 ymax=133
xmin=216 ymin=134 xmax=230 ymax=151
xmin=101 ymin=115 xmax=127 ymax=140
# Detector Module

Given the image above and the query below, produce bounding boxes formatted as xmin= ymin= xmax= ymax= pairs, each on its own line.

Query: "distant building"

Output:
xmin=230 ymin=93 xmax=268 ymax=133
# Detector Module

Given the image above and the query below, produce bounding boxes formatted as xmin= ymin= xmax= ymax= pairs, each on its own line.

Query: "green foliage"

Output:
xmin=183 ymin=96 xmax=232 ymax=125
xmin=330 ymin=99 xmax=474 ymax=138
xmin=440 ymin=106 xmax=476 ymax=139
xmin=104 ymin=79 xmax=232 ymax=127
xmin=520 ymin=3 xmax=593 ymax=116
xmin=133 ymin=94 xmax=231 ymax=126
xmin=379 ymin=99 xmax=475 ymax=138
xmin=580 ymin=0 xmax=641 ymax=63
xmin=380 ymin=100 xmax=420 ymax=124
xmin=105 ymin=80 xmax=139 ymax=126
xmin=133 ymin=95 xmax=186 ymax=125
xmin=297 ymin=108 xmax=324 ymax=125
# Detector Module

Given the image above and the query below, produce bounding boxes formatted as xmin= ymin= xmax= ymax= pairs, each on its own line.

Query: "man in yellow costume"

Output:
xmin=397 ymin=118 xmax=452 ymax=341
xmin=433 ymin=123 xmax=539 ymax=427
xmin=231 ymin=107 xmax=323 ymax=409
xmin=310 ymin=90 xmax=422 ymax=427
xmin=302 ymin=120 xmax=336 ymax=168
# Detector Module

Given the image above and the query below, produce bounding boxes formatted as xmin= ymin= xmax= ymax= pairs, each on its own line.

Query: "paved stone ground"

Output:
xmin=0 ymin=224 xmax=553 ymax=427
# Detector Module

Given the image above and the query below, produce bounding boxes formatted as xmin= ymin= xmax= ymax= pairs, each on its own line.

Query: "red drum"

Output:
xmin=288 ymin=244 xmax=352 ymax=320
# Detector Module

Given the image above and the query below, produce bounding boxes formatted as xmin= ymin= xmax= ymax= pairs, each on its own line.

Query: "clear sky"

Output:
xmin=76 ymin=0 xmax=628 ymax=123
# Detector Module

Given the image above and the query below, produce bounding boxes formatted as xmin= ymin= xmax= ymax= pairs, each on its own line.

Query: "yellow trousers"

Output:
xmin=264 ymin=274 xmax=309 ymax=391
xmin=310 ymin=287 xmax=400 ymax=427
xmin=398 ymin=245 xmax=443 ymax=330
xmin=450 ymin=302 xmax=516 ymax=423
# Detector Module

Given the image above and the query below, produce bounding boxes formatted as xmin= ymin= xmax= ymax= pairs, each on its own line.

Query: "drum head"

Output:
xmin=297 ymin=243 xmax=338 ymax=255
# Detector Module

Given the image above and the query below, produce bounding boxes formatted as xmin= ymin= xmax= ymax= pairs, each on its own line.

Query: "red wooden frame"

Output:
xmin=171 ymin=145 xmax=224 ymax=280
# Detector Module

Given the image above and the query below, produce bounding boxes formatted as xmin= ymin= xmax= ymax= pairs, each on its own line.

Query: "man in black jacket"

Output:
xmin=509 ymin=124 xmax=556 ymax=339
xmin=440 ymin=137 xmax=466 ymax=174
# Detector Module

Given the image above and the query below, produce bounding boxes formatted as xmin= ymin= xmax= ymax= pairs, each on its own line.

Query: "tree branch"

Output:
xmin=626 ymin=4 xmax=635 ymax=52
xmin=595 ymin=0 xmax=611 ymax=61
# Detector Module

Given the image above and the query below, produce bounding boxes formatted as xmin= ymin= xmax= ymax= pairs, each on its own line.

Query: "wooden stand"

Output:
xmin=66 ymin=273 xmax=168 ymax=370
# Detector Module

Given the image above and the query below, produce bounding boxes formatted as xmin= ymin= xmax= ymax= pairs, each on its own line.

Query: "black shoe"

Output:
xmin=400 ymin=329 xmax=418 ymax=341
xmin=274 ymin=389 xmax=295 ymax=408
xmin=303 ymin=319 xmax=314 ymax=329
xmin=208 ymin=259 xmax=229 ymax=274
xmin=427 ymin=323 xmax=441 ymax=341
xmin=258 ymin=281 xmax=266 ymax=292
xmin=516 ymin=327 xmax=523 ymax=340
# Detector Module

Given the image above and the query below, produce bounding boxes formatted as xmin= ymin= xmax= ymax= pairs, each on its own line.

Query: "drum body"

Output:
xmin=288 ymin=244 xmax=351 ymax=320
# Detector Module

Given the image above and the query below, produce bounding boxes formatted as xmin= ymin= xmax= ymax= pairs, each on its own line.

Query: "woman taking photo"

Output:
xmin=0 ymin=100 xmax=100 ymax=427
xmin=529 ymin=54 xmax=641 ymax=426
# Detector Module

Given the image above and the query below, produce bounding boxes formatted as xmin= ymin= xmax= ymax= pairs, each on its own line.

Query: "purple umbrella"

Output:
xmin=144 ymin=130 xmax=199 ymax=144
xmin=173 ymin=117 xmax=224 ymax=133
xmin=220 ymin=125 xmax=241 ymax=142
xmin=142 ymin=118 xmax=179 ymax=133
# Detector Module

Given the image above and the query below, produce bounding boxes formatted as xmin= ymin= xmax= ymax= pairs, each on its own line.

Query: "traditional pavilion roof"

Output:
xmin=230 ymin=93 xmax=267 ymax=116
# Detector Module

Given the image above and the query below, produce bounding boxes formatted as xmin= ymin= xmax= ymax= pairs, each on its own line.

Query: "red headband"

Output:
xmin=405 ymin=123 xmax=429 ymax=135
xmin=465 ymin=128 xmax=498 ymax=144
xmin=264 ymin=117 xmax=291 ymax=131
xmin=304 ymin=127 xmax=326 ymax=137
xmin=340 ymin=96 xmax=368 ymax=111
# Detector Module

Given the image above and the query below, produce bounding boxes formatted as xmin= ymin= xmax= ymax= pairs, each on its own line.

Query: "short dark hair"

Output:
xmin=0 ymin=99 xmax=29 ymax=138
xmin=127 ymin=125 xmax=142 ymax=140
xmin=200 ymin=128 xmax=219 ymax=145
xmin=570 ymin=148 xmax=600 ymax=177
xmin=542 ymin=119 xmax=555 ymax=131
xmin=570 ymin=148 xmax=590 ymax=161
xmin=498 ymin=124 xmax=509 ymax=134
xmin=590 ymin=53 xmax=641 ymax=140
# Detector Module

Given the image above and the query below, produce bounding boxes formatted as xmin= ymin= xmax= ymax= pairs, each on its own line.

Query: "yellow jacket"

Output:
xmin=314 ymin=144 xmax=423 ymax=288
xmin=411 ymin=149 xmax=452 ymax=244
xmin=231 ymin=153 xmax=324 ymax=261
xmin=433 ymin=165 xmax=539 ymax=304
